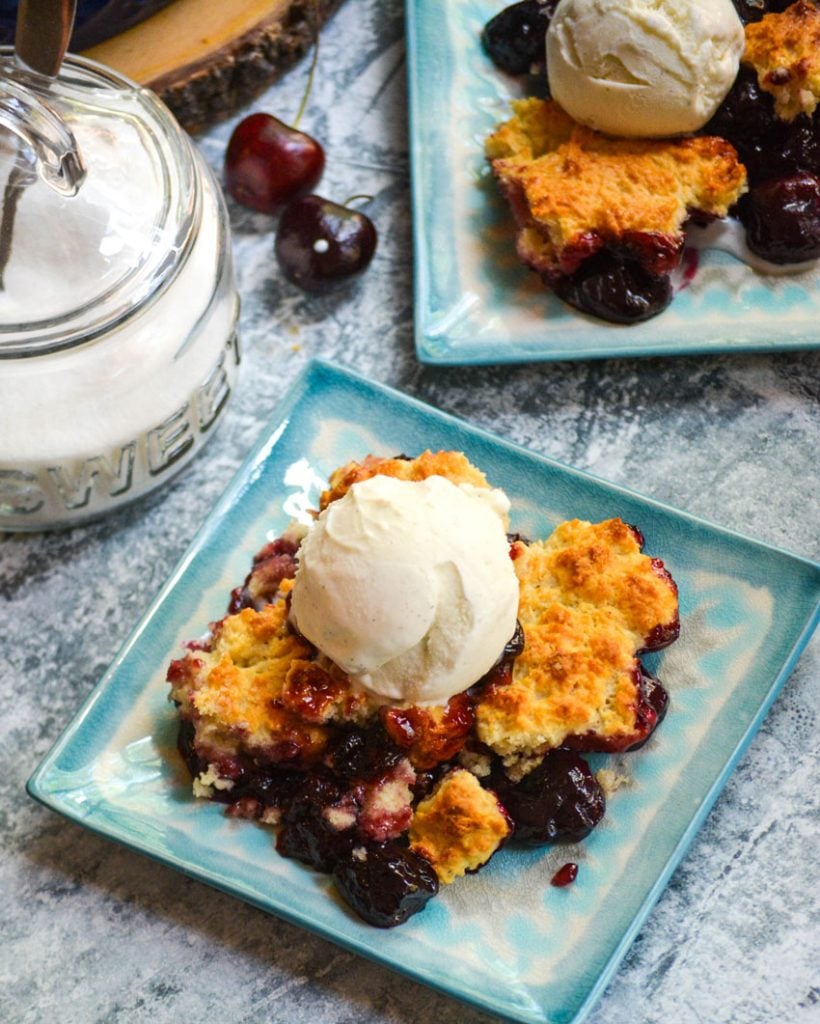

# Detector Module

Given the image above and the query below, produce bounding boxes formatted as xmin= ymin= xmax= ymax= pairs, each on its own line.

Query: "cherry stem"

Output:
xmin=343 ymin=194 xmax=373 ymax=207
xmin=293 ymin=0 xmax=321 ymax=130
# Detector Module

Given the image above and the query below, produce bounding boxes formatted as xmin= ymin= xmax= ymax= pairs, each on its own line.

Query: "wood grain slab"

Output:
xmin=83 ymin=0 xmax=343 ymax=133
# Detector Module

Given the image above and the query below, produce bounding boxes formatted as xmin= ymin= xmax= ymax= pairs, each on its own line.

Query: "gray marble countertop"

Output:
xmin=2 ymin=2 xmax=818 ymax=1022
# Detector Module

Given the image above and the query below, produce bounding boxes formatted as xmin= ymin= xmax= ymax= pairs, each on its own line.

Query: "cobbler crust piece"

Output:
xmin=320 ymin=449 xmax=491 ymax=509
xmin=476 ymin=519 xmax=679 ymax=768
xmin=168 ymin=577 xmax=377 ymax=780
xmin=485 ymin=97 xmax=748 ymax=281
xmin=409 ymin=768 xmax=512 ymax=883
xmin=744 ymin=0 xmax=820 ymax=121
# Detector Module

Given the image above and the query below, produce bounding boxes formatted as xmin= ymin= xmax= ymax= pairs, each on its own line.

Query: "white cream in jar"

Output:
xmin=0 ymin=55 xmax=239 ymax=530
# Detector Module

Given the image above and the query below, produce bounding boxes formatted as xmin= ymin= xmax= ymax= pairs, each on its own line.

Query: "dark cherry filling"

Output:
xmin=333 ymin=841 xmax=440 ymax=928
xmin=703 ymin=66 xmax=778 ymax=164
xmin=324 ymin=724 xmax=406 ymax=783
xmin=275 ymin=770 xmax=357 ymax=870
xmin=277 ymin=811 xmax=357 ymax=872
xmin=243 ymin=766 xmax=306 ymax=811
xmin=482 ymin=1 xmax=559 ymax=76
xmin=641 ymin=617 xmax=681 ymax=653
xmin=487 ymin=748 xmax=606 ymax=844
xmin=228 ymin=536 xmax=300 ymax=613
xmin=624 ymin=666 xmax=670 ymax=752
xmin=705 ymin=64 xmax=819 ymax=188
xmin=554 ymin=250 xmax=673 ymax=324
xmin=177 ymin=718 xmax=310 ymax=813
xmin=277 ymin=815 xmax=356 ymax=871
xmin=177 ymin=718 xmax=208 ymax=783
xmin=381 ymin=694 xmax=476 ymax=770
xmin=701 ymin=47 xmax=819 ymax=264
xmin=731 ymin=0 xmax=798 ymax=23
xmin=502 ymin=620 xmax=526 ymax=660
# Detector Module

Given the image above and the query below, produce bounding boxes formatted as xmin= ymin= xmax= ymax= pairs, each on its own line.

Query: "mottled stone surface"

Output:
xmin=1 ymin=2 xmax=818 ymax=1023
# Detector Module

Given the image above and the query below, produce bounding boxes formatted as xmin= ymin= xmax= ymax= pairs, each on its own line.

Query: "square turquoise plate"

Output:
xmin=406 ymin=0 xmax=820 ymax=364
xmin=28 ymin=361 xmax=820 ymax=1024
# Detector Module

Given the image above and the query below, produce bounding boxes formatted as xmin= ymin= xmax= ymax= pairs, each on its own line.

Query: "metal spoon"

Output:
xmin=15 ymin=0 xmax=77 ymax=77
xmin=0 ymin=0 xmax=77 ymax=288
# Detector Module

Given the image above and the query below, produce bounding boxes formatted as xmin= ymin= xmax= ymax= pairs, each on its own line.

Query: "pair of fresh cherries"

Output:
xmin=225 ymin=112 xmax=377 ymax=292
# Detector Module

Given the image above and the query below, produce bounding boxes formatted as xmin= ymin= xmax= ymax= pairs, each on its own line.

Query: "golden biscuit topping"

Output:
xmin=320 ymin=450 xmax=490 ymax=508
xmin=168 ymin=580 xmax=374 ymax=765
xmin=409 ymin=768 xmax=512 ymax=883
xmin=476 ymin=520 xmax=678 ymax=766
xmin=486 ymin=98 xmax=747 ymax=280
xmin=744 ymin=0 xmax=820 ymax=121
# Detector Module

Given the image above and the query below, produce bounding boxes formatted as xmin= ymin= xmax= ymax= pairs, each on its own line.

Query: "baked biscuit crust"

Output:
xmin=168 ymin=578 xmax=376 ymax=772
xmin=744 ymin=0 xmax=820 ymax=121
xmin=486 ymin=97 xmax=747 ymax=281
xmin=409 ymin=768 xmax=512 ymax=883
xmin=320 ymin=450 xmax=491 ymax=509
xmin=476 ymin=519 xmax=679 ymax=766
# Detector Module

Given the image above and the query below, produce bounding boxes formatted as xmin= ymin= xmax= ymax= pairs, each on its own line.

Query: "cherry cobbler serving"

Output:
xmin=482 ymin=0 xmax=820 ymax=323
xmin=167 ymin=452 xmax=680 ymax=927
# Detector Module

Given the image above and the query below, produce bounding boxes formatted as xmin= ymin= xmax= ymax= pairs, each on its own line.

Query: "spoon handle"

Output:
xmin=15 ymin=0 xmax=77 ymax=78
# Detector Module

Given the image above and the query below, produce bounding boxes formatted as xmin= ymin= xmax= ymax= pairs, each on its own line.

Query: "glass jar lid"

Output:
xmin=0 ymin=50 xmax=199 ymax=358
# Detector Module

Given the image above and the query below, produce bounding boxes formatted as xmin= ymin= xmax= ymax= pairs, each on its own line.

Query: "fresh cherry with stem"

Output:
xmin=275 ymin=193 xmax=378 ymax=291
xmin=224 ymin=8 xmax=325 ymax=214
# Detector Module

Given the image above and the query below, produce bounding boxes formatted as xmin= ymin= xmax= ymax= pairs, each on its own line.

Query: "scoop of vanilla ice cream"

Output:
xmin=546 ymin=0 xmax=745 ymax=138
xmin=289 ymin=474 xmax=520 ymax=706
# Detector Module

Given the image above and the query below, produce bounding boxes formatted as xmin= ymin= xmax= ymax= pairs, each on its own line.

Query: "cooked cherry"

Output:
xmin=555 ymin=251 xmax=673 ymax=324
xmin=381 ymin=693 xmax=475 ymax=770
xmin=225 ymin=112 xmax=325 ymax=214
xmin=482 ymin=1 xmax=558 ymax=76
xmin=738 ymin=174 xmax=820 ymax=263
xmin=227 ymin=535 xmax=300 ymax=612
xmin=333 ymin=841 xmax=439 ymax=927
xmin=283 ymin=770 xmax=344 ymax=823
xmin=325 ymin=725 xmax=404 ymax=782
xmin=246 ymin=765 xmax=306 ymax=809
xmin=777 ymin=118 xmax=820 ymax=181
xmin=705 ymin=66 xmax=778 ymax=149
xmin=551 ymin=862 xmax=579 ymax=887
xmin=488 ymin=749 xmax=605 ymax=845
xmin=275 ymin=769 xmax=358 ymax=870
xmin=708 ymin=75 xmax=819 ymax=186
xmin=410 ymin=767 xmax=443 ymax=801
xmin=503 ymin=620 xmax=525 ymax=660
xmin=275 ymin=194 xmax=377 ymax=291
xmin=623 ymin=666 xmax=670 ymax=752
xmin=277 ymin=813 xmax=356 ymax=872
xmin=731 ymin=0 xmax=795 ymax=22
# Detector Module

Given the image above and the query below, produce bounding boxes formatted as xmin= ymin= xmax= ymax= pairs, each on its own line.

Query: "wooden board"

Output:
xmin=84 ymin=0 xmax=343 ymax=133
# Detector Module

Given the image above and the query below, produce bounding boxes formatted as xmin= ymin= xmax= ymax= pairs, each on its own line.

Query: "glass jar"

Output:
xmin=0 ymin=51 xmax=240 ymax=531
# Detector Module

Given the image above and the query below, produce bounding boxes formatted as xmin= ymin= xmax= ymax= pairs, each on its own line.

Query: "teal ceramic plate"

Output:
xmin=28 ymin=361 xmax=820 ymax=1024
xmin=407 ymin=0 xmax=820 ymax=364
